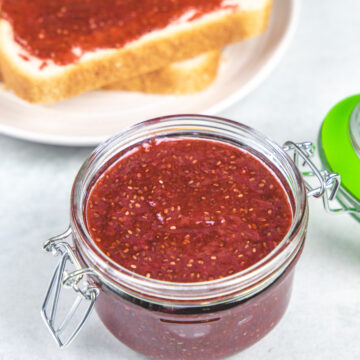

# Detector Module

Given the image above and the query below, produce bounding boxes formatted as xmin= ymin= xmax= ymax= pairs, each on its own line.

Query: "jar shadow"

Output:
xmin=308 ymin=213 xmax=360 ymax=271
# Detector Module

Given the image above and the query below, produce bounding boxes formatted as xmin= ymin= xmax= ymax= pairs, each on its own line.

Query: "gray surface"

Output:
xmin=1 ymin=0 xmax=360 ymax=359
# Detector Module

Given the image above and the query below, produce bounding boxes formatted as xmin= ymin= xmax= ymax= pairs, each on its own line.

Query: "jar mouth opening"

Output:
xmin=71 ymin=115 xmax=308 ymax=302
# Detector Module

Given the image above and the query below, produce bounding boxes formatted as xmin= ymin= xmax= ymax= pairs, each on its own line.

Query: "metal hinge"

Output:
xmin=41 ymin=227 xmax=99 ymax=348
xmin=283 ymin=141 xmax=359 ymax=214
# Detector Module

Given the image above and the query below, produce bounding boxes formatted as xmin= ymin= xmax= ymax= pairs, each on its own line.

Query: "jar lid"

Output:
xmin=319 ymin=95 xmax=360 ymax=201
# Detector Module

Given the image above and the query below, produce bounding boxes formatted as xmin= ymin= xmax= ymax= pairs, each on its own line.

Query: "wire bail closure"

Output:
xmin=283 ymin=141 xmax=359 ymax=214
xmin=41 ymin=227 xmax=99 ymax=348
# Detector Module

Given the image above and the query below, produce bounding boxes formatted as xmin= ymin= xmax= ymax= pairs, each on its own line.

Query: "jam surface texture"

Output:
xmin=1 ymin=0 xmax=237 ymax=66
xmin=86 ymin=138 xmax=292 ymax=282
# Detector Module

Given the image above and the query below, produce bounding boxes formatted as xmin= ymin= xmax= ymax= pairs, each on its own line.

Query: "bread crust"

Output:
xmin=0 ymin=50 xmax=221 ymax=94
xmin=104 ymin=50 xmax=220 ymax=94
xmin=0 ymin=0 xmax=271 ymax=103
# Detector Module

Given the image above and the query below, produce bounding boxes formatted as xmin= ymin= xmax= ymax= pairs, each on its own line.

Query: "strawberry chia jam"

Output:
xmin=86 ymin=139 xmax=292 ymax=282
xmin=2 ymin=0 xmax=238 ymax=66
xmin=55 ymin=116 xmax=308 ymax=360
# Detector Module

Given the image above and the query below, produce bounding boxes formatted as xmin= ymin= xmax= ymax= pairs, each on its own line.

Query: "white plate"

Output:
xmin=0 ymin=0 xmax=299 ymax=146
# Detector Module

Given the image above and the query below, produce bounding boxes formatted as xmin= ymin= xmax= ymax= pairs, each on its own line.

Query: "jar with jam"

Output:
xmin=42 ymin=114 xmax=359 ymax=360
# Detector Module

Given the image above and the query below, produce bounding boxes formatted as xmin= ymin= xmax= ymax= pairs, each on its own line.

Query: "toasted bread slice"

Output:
xmin=0 ymin=50 xmax=220 ymax=95
xmin=0 ymin=0 xmax=271 ymax=104
xmin=104 ymin=50 xmax=220 ymax=94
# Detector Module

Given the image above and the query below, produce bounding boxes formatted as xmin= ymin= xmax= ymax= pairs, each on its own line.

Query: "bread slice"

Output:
xmin=0 ymin=50 xmax=220 ymax=95
xmin=104 ymin=50 xmax=220 ymax=94
xmin=0 ymin=0 xmax=272 ymax=104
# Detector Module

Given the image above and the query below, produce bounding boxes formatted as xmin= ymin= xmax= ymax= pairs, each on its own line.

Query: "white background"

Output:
xmin=1 ymin=0 xmax=359 ymax=359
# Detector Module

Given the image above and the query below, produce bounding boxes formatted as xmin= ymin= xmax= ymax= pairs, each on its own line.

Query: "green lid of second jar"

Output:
xmin=319 ymin=94 xmax=360 ymax=202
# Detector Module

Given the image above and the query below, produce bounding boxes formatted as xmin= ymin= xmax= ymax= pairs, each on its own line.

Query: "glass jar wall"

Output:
xmin=69 ymin=115 xmax=308 ymax=359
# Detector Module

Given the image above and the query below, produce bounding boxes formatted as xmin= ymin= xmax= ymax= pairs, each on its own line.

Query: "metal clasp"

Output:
xmin=41 ymin=227 xmax=99 ymax=348
xmin=283 ymin=141 xmax=359 ymax=214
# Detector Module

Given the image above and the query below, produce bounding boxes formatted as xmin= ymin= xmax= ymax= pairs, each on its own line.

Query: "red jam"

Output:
xmin=1 ymin=0 xmax=238 ymax=66
xmin=86 ymin=138 xmax=292 ymax=282
xmin=96 ymin=264 xmax=296 ymax=360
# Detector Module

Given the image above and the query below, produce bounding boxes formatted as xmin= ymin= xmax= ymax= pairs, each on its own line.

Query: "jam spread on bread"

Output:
xmin=2 ymin=0 xmax=238 ymax=66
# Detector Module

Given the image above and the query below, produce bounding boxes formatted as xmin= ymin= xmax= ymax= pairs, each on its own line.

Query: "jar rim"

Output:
xmin=70 ymin=114 xmax=308 ymax=304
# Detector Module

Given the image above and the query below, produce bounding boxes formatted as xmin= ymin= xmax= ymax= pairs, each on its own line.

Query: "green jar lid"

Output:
xmin=319 ymin=95 xmax=360 ymax=201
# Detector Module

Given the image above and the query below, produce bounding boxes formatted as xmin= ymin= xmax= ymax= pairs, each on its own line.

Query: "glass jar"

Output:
xmin=41 ymin=115 xmax=350 ymax=360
